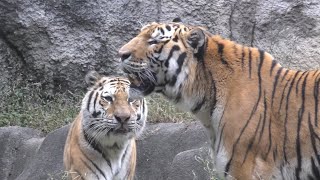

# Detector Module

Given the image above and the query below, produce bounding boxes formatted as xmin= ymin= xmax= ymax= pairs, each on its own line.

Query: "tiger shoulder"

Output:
xmin=118 ymin=20 xmax=320 ymax=180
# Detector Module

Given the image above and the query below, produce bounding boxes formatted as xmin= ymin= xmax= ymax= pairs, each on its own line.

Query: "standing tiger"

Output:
xmin=118 ymin=20 xmax=320 ymax=179
xmin=63 ymin=71 xmax=147 ymax=180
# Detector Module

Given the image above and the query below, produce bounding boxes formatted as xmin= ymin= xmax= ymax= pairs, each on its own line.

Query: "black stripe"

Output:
xmin=270 ymin=60 xmax=278 ymax=76
xmin=241 ymin=46 xmax=245 ymax=70
xmin=308 ymin=113 xmax=320 ymax=171
xmin=84 ymin=130 xmax=103 ymax=154
xmin=310 ymin=160 xmax=320 ymax=179
xmin=174 ymin=85 xmax=182 ymax=103
xmin=159 ymin=27 xmax=164 ymax=34
xmin=165 ymin=25 xmax=171 ymax=31
xmin=164 ymin=45 xmax=180 ymax=68
xmin=314 ymin=73 xmax=320 ymax=126
xmin=216 ymin=123 xmax=226 ymax=154
xmin=102 ymin=153 xmax=112 ymax=172
xmin=277 ymin=78 xmax=291 ymax=113
xmin=192 ymin=96 xmax=206 ymax=113
xmin=225 ymin=90 xmax=262 ymax=175
xmin=295 ymin=72 xmax=309 ymax=180
xmin=168 ymin=52 xmax=186 ymax=87
xmin=282 ymin=71 xmax=300 ymax=162
xmin=258 ymin=91 xmax=268 ymax=142
xmin=271 ymin=67 xmax=284 ymax=107
xmin=83 ymin=130 xmax=112 ymax=170
xmin=264 ymin=117 xmax=272 ymax=160
xmin=142 ymin=99 xmax=146 ymax=114
xmin=154 ymin=44 xmax=164 ymax=54
xmin=195 ymin=34 xmax=207 ymax=61
xmin=93 ymin=91 xmax=99 ymax=110
xmin=273 ymin=146 xmax=278 ymax=162
xmin=248 ymin=49 xmax=252 ymax=78
xmin=172 ymin=35 xmax=178 ymax=42
xmin=225 ymin=45 xmax=261 ymax=173
xmin=254 ymin=50 xmax=264 ymax=113
xmin=218 ymin=43 xmax=229 ymax=65
xmin=296 ymin=71 xmax=307 ymax=95
xmin=207 ymin=70 xmax=217 ymax=112
xmin=80 ymin=157 xmax=100 ymax=179
xmin=120 ymin=143 xmax=130 ymax=170
xmin=281 ymin=69 xmax=289 ymax=82
xmin=242 ymin=114 xmax=262 ymax=164
xmin=87 ymin=90 xmax=95 ymax=111
xmin=280 ymin=163 xmax=285 ymax=179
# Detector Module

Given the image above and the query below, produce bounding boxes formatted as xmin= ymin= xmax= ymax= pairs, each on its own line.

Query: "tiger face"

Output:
xmin=82 ymin=71 xmax=147 ymax=143
xmin=119 ymin=21 xmax=206 ymax=98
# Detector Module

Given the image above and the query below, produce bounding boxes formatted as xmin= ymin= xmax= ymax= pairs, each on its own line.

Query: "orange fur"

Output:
xmin=64 ymin=73 xmax=146 ymax=180
xmin=119 ymin=22 xmax=320 ymax=179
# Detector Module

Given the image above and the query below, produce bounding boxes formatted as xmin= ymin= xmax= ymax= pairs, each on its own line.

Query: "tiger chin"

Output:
xmin=63 ymin=71 xmax=147 ymax=180
xmin=119 ymin=19 xmax=320 ymax=180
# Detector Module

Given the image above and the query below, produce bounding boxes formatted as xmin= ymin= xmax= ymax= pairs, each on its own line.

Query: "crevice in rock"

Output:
xmin=0 ymin=30 xmax=26 ymax=66
xmin=156 ymin=0 xmax=161 ymax=22
xmin=250 ymin=21 xmax=256 ymax=47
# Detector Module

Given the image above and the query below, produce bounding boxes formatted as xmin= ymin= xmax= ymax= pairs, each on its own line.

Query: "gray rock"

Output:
xmin=136 ymin=122 xmax=209 ymax=180
xmin=0 ymin=126 xmax=44 ymax=180
xmin=0 ymin=122 xmax=209 ymax=180
xmin=167 ymin=147 xmax=213 ymax=180
xmin=15 ymin=125 xmax=69 ymax=180
xmin=0 ymin=0 xmax=319 ymax=94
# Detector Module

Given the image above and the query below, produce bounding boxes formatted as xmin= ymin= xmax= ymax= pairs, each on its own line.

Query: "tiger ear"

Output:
xmin=187 ymin=28 xmax=206 ymax=58
xmin=85 ymin=71 xmax=101 ymax=86
xmin=172 ymin=17 xmax=182 ymax=23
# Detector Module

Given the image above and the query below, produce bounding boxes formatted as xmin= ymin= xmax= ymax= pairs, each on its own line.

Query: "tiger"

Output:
xmin=63 ymin=71 xmax=147 ymax=180
xmin=118 ymin=19 xmax=320 ymax=180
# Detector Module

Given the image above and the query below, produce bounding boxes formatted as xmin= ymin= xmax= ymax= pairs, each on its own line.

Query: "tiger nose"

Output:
xmin=114 ymin=110 xmax=131 ymax=123
xmin=118 ymin=49 xmax=131 ymax=62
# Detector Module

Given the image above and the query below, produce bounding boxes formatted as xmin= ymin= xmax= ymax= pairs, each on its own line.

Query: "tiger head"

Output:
xmin=81 ymin=71 xmax=147 ymax=144
xmin=119 ymin=20 xmax=207 ymax=99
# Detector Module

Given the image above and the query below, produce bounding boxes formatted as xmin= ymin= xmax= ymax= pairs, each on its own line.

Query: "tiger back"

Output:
xmin=118 ymin=20 xmax=320 ymax=179
xmin=63 ymin=71 xmax=147 ymax=180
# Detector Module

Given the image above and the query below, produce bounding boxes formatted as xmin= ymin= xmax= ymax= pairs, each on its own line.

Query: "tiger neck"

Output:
xmin=80 ymin=114 xmax=132 ymax=162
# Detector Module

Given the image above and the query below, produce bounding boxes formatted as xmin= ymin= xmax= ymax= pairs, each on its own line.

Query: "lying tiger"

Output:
xmin=63 ymin=71 xmax=147 ymax=180
xmin=118 ymin=19 xmax=320 ymax=179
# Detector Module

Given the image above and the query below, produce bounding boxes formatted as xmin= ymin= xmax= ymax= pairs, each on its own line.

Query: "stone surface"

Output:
xmin=167 ymin=147 xmax=213 ymax=180
xmin=0 ymin=122 xmax=211 ymax=180
xmin=0 ymin=0 xmax=319 ymax=94
xmin=0 ymin=126 xmax=44 ymax=180
xmin=136 ymin=122 xmax=209 ymax=180
xmin=15 ymin=125 xmax=69 ymax=180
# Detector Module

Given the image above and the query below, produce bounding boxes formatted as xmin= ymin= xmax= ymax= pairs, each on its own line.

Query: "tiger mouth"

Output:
xmin=113 ymin=126 xmax=130 ymax=134
xmin=125 ymin=71 xmax=156 ymax=96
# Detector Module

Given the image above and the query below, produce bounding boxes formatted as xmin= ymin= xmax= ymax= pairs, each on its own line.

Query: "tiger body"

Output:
xmin=63 ymin=72 xmax=147 ymax=180
xmin=119 ymin=21 xmax=320 ymax=179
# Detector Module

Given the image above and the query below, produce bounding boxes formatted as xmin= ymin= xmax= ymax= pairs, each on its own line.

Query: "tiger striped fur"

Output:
xmin=63 ymin=71 xmax=147 ymax=180
xmin=118 ymin=20 xmax=320 ymax=179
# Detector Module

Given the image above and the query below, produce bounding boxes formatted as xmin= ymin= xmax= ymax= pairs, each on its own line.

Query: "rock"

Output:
xmin=15 ymin=125 xmax=69 ymax=180
xmin=0 ymin=126 xmax=44 ymax=180
xmin=0 ymin=0 xmax=319 ymax=94
xmin=0 ymin=122 xmax=210 ymax=179
xmin=167 ymin=147 xmax=213 ymax=180
xmin=0 ymin=0 xmax=161 ymax=94
xmin=136 ymin=122 xmax=209 ymax=180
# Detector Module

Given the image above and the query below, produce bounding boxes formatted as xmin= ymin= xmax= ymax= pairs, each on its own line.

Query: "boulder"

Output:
xmin=0 ymin=0 xmax=319 ymax=94
xmin=136 ymin=122 xmax=209 ymax=180
xmin=0 ymin=126 xmax=44 ymax=180
xmin=167 ymin=147 xmax=213 ymax=180
xmin=0 ymin=122 xmax=212 ymax=180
